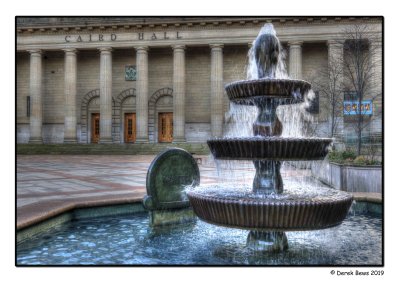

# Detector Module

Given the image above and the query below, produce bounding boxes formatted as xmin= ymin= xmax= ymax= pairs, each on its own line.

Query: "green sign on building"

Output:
xmin=125 ymin=65 xmax=136 ymax=81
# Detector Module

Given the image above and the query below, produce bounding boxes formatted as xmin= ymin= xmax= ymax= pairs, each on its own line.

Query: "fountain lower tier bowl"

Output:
xmin=187 ymin=185 xmax=353 ymax=231
xmin=225 ymin=78 xmax=311 ymax=105
xmin=207 ymin=137 xmax=332 ymax=160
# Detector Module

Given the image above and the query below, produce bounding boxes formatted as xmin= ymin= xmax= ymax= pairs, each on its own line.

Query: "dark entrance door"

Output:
xmin=158 ymin=112 xmax=173 ymax=143
xmin=124 ymin=113 xmax=136 ymax=143
xmin=91 ymin=113 xmax=100 ymax=143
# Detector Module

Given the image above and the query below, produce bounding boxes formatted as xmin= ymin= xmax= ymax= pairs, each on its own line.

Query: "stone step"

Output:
xmin=17 ymin=143 xmax=210 ymax=155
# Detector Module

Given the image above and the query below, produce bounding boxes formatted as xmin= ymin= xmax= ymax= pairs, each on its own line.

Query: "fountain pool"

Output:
xmin=17 ymin=205 xmax=381 ymax=265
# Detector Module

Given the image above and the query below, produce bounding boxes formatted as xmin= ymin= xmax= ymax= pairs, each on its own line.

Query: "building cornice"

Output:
xmin=16 ymin=16 xmax=382 ymax=34
xmin=16 ymin=17 xmax=383 ymax=52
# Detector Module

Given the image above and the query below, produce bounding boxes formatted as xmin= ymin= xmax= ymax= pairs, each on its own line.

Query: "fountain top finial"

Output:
xmin=248 ymin=23 xmax=284 ymax=79
xmin=229 ymin=23 xmax=309 ymax=104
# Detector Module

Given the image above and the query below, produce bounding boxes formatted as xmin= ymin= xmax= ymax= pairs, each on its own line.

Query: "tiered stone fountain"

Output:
xmin=187 ymin=24 xmax=353 ymax=252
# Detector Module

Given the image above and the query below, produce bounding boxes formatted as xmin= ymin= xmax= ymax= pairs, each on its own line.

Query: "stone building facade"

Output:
xmin=16 ymin=17 xmax=382 ymax=144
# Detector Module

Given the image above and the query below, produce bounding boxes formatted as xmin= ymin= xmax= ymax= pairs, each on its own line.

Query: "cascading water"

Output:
xmin=187 ymin=23 xmax=353 ymax=252
xmin=247 ymin=23 xmax=289 ymax=80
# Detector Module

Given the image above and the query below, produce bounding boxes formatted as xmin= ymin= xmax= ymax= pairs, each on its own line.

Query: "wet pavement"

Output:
xmin=16 ymin=155 xmax=381 ymax=230
xmin=17 ymin=155 xmax=224 ymax=229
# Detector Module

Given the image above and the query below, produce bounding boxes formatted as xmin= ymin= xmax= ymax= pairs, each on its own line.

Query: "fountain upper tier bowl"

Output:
xmin=225 ymin=78 xmax=311 ymax=104
xmin=208 ymin=137 xmax=332 ymax=160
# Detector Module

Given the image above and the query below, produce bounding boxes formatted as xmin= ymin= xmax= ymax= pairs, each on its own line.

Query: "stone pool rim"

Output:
xmin=16 ymin=194 xmax=382 ymax=244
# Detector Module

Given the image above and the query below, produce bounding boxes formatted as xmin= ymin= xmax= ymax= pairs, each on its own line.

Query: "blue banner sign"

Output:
xmin=343 ymin=100 xmax=373 ymax=115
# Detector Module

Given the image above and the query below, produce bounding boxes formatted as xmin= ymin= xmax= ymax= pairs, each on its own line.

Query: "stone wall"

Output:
xmin=43 ymin=51 xmax=64 ymax=124
xmin=16 ymin=53 xmax=30 ymax=125
xmin=185 ymin=123 xmax=211 ymax=142
xmin=112 ymin=49 xmax=137 ymax=98
xmin=223 ymin=45 xmax=248 ymax=114
xmin=302 ymin=42 xmax=328 ymax=81
xmin=185 ymin=46 xmax=211 ymax=123
xmin=311 ymin=161 xmax=382 ymax=193
xmin=149 ymin=48 xmax=173 ymax=96
xmin=17 ymin=124 xmax=30 ymax=143
xmin=42 ymin=124 xmax=64 ymax=143
xmin=77 ymin=50 xmax=100 ymax=122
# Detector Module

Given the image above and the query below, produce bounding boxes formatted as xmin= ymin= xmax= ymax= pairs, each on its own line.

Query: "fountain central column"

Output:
xmin=252 ymin=98 xmax=283 ymax=194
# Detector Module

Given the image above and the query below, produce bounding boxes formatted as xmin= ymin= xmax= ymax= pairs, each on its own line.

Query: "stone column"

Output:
xmin=370 ymin=41 xmax=382 ymax=93
xmin=99 ymin=47 xmax=113 ymax=143
xmin=288 ymin=41 xmax=303 ymax=79
xmin=28 ymin=49 xmax=43 ymax=144
xmin=135 ymin=46 xmax=149 ymax=143
xmin=210 ymin=44 xmax=224 ymax=138
xmin=327 ymin=40 xmax=344 ymax=71
xmin=369 ymin=40 xmax=382 ymax=134
xmin=63 ymin=48 xmax=78 ymax=143
xmin=327 ymin=40 xmax=344 ymax=88
xmin=172 ymin=45 xmax=186 ymax=142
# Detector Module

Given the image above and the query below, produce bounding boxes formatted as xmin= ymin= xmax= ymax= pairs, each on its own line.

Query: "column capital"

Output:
xmin=135 ymin=46 xmax=149 ymax=52
xmin=27 ymin=49 xmax=42 ymax=56
xmin=326 ymin=39 xmax=344 ymax=47
xmin=288 ymin=41 xmax=303 ymax=47
xmin=209 ymin=43 xmax=224 ymax=50
xmin=172 ymin=44 xmax=186 ymax=51
xmin=98 ymin=47 xmax=113 ymax=53
xmin=62 ymin=48 xmax=78 ymax=54
xmin=369 ymin=40 xmax=382 ymax=48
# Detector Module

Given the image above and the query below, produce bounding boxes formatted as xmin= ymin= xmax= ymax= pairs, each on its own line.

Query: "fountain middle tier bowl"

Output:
xmin=225 ymin=78 xmax=311 ymax=105
xmin=187 ymin=185 xmax=353 ymax=231
xmin=207 ymin=137 xmax=332 ymax=160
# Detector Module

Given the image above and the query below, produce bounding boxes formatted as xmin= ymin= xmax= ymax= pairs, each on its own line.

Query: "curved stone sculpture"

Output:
xmin=143 ymin=148 xmax=200 ymax=210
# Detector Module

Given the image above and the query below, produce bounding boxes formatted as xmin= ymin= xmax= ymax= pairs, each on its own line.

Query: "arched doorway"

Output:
xmin=113 ymin=88 xmax=136 ymax=143
xmin=80 ymin=89 xmax=100 ymax=143
xmin=148 ymin=88 xmax=173 ymax=143
xmin=80 ymin=89 xmax=115 ymax=143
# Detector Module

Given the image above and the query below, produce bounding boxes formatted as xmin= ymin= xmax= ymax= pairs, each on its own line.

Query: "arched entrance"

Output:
xmin=80 ymin=89 xmax=99 ymax=143
xmin=148 ymin=88 xmax=173 ymax=143
xmin=113 ymin=88 xmax=136 ymax=143
xmin=80 ymin=89 xmax=115 ymax=143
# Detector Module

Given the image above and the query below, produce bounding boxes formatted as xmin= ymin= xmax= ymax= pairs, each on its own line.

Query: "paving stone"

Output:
xmin=16 ymin=154 xmax=381 ymax=230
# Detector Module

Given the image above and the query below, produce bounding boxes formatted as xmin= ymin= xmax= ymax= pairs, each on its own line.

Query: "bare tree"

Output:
xmin=309 ymin=23 xmax=382 ymax=155
xmin=340 ymin=24 xmax=382 ymax=155
xmin=309 ymin=53 xmax=344 ymax=138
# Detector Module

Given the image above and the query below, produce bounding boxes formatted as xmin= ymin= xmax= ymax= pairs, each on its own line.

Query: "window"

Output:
xmin=27 ymin=96 xmax=30 ymax=117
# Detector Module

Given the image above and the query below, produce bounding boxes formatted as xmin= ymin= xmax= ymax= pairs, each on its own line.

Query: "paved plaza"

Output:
xmin=16 ymin=154 xmax=229 ymax=229
xmin=16 ymin=154 xmax=381 ymax=230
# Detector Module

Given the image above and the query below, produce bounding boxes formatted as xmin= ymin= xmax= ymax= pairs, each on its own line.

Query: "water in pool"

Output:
xmin=17 ymin=212 xmax=382 ymax=265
